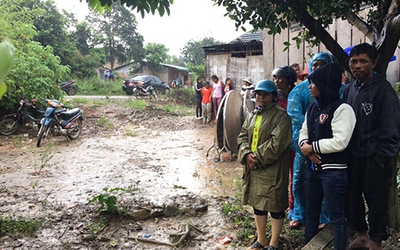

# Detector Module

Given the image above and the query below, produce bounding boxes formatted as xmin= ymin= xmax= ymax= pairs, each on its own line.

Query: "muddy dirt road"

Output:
xmin=0 ymin=98 xmax=246 ymax=249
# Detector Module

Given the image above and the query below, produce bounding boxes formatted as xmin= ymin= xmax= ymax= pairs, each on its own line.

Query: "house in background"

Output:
xmin=203 ymin=30 xmax=263 ymax=90
xmin=262 ymin=7 xmax=399 ymax=84
xmin=111 ymin=62 xmax=190 ymax=86
xmin=204 ymin=7 xmax=399 ymax=86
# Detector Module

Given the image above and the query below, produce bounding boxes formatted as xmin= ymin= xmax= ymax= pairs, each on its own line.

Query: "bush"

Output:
xmin=77 ymin=77 xmax=125 ymax=96
xmin=167 ymin=87 xmax=196 ymax=106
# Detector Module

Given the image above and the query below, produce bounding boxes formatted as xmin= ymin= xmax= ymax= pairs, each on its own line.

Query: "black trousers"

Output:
xmin=196 ymin=96 xmax=202 ymax=118
xmin=345 ymin=156 xmax=391 ymax=242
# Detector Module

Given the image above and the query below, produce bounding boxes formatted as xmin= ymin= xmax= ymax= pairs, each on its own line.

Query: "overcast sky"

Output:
xmin=54 ymin=0 xmax=252 ymax=56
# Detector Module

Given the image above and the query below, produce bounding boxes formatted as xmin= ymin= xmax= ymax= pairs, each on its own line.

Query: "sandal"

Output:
xmin=246 ymin=241 xmax=267 ymax=250
xmin=289 ymin=220 xmax=302 ymax=229
xmin=267 ymin=245 xmax=279 ymax=250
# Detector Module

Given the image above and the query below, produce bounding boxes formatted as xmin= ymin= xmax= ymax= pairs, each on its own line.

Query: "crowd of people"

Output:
xmin=197 ymin=43 xmax=400 ymax=250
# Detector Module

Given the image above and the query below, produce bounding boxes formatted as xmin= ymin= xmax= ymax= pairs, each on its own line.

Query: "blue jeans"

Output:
xmin=305 ymin=168 xmax=348 ymax=250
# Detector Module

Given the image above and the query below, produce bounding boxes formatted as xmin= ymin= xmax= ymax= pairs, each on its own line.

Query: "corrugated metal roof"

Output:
xmin=160 ymin=63 xmax=188 ymax=72
xmin=229 ymin=30 xmax=262 ymax=44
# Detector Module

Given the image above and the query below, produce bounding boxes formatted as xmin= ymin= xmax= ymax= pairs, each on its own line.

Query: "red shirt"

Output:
xmin=201 ymin=87 xmax=213 ymax=104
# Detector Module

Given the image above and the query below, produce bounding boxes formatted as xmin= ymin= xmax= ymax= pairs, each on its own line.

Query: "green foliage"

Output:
xmin=0 ymin=39 xmax=15 ymax=99
xmin=89 ymin=0 xmax=173 ymax=18
xmin=86 ymin=2 xmax=145 ymax=70
xmin=88 ymin=217 xmax=106 ymax=237
xmin=88 ymin=187 xmax=126 ymax=214
xmin=181 ymin=37 xmax=221 ymax=66
xmin=167 ymin=88 xmax=196 ymax=106
xmin=33 ymin=141 xmax=55 ymax=174
xmin=124 ymin=129 xmax=138 ymax=137
xmin=0 ymin=0 xmax=69 ymax=110
xmin=143 ymin=43 xmax=171 ymax=71
xmin=214 ymin=0 xmax=400 ymax=75
xmin=126 ymin=99 xmax=147 ymax=109
xmin=187 ymin=63 xmax=205 ymax=82
xmin=0 ymin=216 xmax=42 ymax=238
xmin=77 ymin=77 xmax=124 ymax=95
xmin=96 ymin=117 xmax=115 ymax=130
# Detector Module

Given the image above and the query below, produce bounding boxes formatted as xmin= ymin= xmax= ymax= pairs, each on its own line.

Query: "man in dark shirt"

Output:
xmin=344 ymin=43 xmax=400 ymax=250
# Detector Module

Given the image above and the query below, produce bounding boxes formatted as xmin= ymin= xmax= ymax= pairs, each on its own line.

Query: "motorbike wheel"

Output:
xmin=66 ymin=86 xmax=77 ymax=96
xmin=151 ymin=92 xmax=158 ymax=99
xmin=0 ymin=117 xmax=19 ymax=135
xmin=67 ymin=119 xmax=82 ymax=140
xmin=36 ymin=125 xmax=50 ymax=147
xmin=125 ymin=88 xmax=133 ymax=95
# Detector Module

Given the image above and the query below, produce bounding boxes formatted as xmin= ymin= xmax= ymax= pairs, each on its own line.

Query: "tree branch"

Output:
xmin=285 ymin=0 xmax=350 ymax=71
xmin=343 ymin=11 xmax=378 ymax=43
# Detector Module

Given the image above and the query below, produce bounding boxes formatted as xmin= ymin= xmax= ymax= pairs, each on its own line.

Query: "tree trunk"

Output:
xmin=387 ymin=152 xmax=400 ymax=229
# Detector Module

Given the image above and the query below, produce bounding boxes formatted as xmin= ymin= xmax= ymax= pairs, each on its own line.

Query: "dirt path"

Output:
xmin=0 ymin=99 xmax=244 ymax=249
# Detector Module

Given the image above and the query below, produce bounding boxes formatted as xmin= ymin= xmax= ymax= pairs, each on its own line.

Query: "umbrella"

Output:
xmin=344 ymin=46 xmax=396 ymax=62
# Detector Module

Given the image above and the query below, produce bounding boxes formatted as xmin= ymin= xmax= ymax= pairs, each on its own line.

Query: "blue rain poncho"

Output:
xmin=287 ymin=52 xmax=334 ymax=224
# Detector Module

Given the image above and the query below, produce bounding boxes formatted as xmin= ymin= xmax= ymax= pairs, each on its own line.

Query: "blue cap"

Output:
xmin=254 ymin=79 xmax=277 ymax=93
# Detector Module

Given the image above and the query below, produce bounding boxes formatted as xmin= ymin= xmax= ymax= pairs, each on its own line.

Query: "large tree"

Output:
xmin=181 ymin=37 xmax=221 ymax=66
xmin=31 ymin=0 xmax=77 ymax=67
xmin=143 ymin=43 xmax=170 ymax=71
xmin=86 ymin=2 xmax=144 ymax=69
xmin=0 ymin=0 xmax=69 ymax=111
xmin=214 ymin=0 xmax=400 ymax=76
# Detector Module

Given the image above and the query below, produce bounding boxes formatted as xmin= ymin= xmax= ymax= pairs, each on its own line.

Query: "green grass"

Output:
xmin=77 ymin=77 xmax=124 ymax=96
xmin=96 ymin=117 xmax=114 ymax=130
xmin=0 ymin=216 xmax=42 ymax=238
xmin=126 ymin=99 xmax=147 ymax=109
xmin=124 ymin=129 xmax=138 ymax=137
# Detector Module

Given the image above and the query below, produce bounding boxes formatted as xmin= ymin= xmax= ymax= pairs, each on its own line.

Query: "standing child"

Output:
xmin=299 ymin=63 xmax=356 ymax=250
xmin=201 ymin=81 xmax=213 ymax=124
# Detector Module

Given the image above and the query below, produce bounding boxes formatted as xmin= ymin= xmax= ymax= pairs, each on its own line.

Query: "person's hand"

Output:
xmin=308 ymin=153 xmax=321 ymax=165
xmin=300 ymin=143 xmax=321 ymax=164
xmin=245 ymin=153 xmax=258 ymax=170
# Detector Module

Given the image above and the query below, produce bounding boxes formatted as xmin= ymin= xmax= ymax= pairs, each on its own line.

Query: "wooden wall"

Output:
xmin=262 ymin=9 xmax=400 ymax=84
xmin=205 ymin=54 xmax=265 ymax=90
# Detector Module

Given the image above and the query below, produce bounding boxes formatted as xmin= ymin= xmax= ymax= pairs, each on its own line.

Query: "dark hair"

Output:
xmin=349 ymin=43 xmax=378 ymax=62
xmin=225 ymin=78 xmax=231 ymax=83
xmin=290 ymin=63 xmax=300 ymax=68
xmin=211 ymin=75 xmax=218 ymax=80
xmin=204 ymin=81 xmax=210 ymax=86
xmin=197 ymin=77 xmax=202 ymax=82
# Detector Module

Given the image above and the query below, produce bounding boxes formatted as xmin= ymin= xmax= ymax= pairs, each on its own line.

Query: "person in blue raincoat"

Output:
xmin=287 ymin=52 xmax=337 ymax=229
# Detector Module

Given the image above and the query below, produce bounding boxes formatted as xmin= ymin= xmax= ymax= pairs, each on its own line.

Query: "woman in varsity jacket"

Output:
xmin=299 ymin=63 xmax=356 ymax=250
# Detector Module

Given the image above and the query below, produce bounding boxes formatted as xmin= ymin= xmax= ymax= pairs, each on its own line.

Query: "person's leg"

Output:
xmin=291 ymin=152 xmax=307 ymax=226
xmin=198 ymin=97 xmax=202 ymax=117
xmin=347 ymin=157 xmax=371 ymax=249
xmin=363 ymin=158 xmax=390 ymax=250
xmin=212 ymin=97 xmax=218 ymax=118
xmin=269 ymin=212 xmax=285 ymax=248
xmin=247 ymin=208 xmax=268 ymax=250
xmin=206 ymin=103 xmax=212 ymax=123
xmin=321 ymin=169 xmax=348 ymax=250
xmin=196 ymin=97 xmax=202 ymax=118
xmin=201 ymin=103 xmax=206 ymax=123
xmin=305 ymin=168 xmax=323 ymax=243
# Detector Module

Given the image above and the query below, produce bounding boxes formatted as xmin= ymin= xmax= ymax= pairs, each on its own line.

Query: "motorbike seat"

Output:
xmin=60 ymin=81 xmax=73 ymax=87
xmin=60 ymin=108 xmax=81 ymax=118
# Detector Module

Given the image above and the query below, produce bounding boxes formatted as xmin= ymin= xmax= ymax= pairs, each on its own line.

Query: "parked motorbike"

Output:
xmin=0 ymin=98 xmax=44 ymax=135
xmin=123 ymin=80 xmax=157 ymax=99
xmin=60 ymin=80 xmax=78 ymax=96
xmin=37 ymin=99 xmax=83 ymax=147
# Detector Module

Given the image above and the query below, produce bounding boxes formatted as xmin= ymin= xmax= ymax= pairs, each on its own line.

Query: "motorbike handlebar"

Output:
xmin=41 ymin=98 xmax=69 ymax=109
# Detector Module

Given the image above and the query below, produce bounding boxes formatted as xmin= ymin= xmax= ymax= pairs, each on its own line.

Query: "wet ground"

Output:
xmin=1 ymin=97 xmax=399 ymax=250
xmin=0 ymin=98 xmax=245 ymax=249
